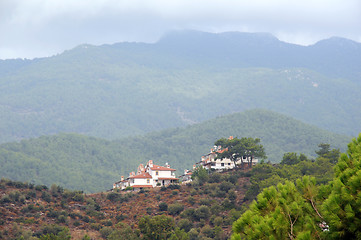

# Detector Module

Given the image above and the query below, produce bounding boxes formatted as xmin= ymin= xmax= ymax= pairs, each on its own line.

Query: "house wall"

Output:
xmin=130 ymin=178 xmax=153 ymax=186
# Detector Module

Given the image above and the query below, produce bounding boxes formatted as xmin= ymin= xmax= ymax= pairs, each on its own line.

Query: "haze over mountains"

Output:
xmin=0 ymin=30 xmax=360 ymax=144
xmin=0 ymin=110 xmax=351 ymax=192
xmin=0 ymin=31 xmax=361 ymax=142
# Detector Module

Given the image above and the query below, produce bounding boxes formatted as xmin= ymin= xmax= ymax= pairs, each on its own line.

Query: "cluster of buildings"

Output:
xmin=113 ymin=160 xmax=178 ymax=190
xmin=113 ymin=137 xmax=258 ymax=190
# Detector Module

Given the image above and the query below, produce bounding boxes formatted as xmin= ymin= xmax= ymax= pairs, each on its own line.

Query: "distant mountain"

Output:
xmin=0 ymin=30 xmax=360 ymax=143
xmin=0 ymin=109 xmax=351 ymax=192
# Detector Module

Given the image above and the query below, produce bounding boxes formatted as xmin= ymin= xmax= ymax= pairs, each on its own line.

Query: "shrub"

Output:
xmin=208 ymin=173 xmax=222 ymax=183
xmin=180 ymin=208 xmax=195 ymax=220
xmin=167 ymin=184 xmax=180 ymax=190
xmin=201 ymin=225 xmax=214 ymax=238
xmin=72 ymin=192 xmax=84 ymax=202
xmin=100 ymin=227 xmax=113 ymax=239
xmin=90 ymin=223 xmax=101 ymax=231
xmin=73 ymin=221 xmax=81 ymax=227
xmin=219 ymin=181 xmax=234 ymax=192
xmin=158 ymin=202 xmax=168 ymax=211
xmin=168 ymin=203 xmax=184 ymax=215
xmin=35 ymin=185 xmax=47 ymax=191
xmin=26 ymin=191 xmax=37 ymax=199
xmin=138 ymin=215 xmax=175 ymax=240
xmin=41 ymin=192 xmax=52 ymax=203
xmin=0 ymin=195 xmax=11 ymax=204
xmin=177 ymin=219 xmax=193 ymax=232
xmin=199 ymin=198 xmax=212 ymax=206
xmin=102 ymin=220 xmax=113 ymax=226
xmin=194 ymin=205 xmax=210 ymax=221
xmin=9 ymin=191 xmax=21 ymax=202
xmin=221 ymin=198 xmax=234 ymax=210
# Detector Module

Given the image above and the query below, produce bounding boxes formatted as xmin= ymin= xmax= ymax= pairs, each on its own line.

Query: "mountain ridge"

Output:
xmin=0 ymin=30 xmax=360 ymax=143
xmin=0 ymin=109 xmax=351 ymax=192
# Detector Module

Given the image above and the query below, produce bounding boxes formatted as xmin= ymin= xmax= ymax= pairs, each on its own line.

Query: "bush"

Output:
xmin=177 ymin=219 xmax=193 ymax=232
xmin=194 ymin=205 xmax=210 ymax=221
xmin=159 ymin=202 xmax=168 ymax=211
xmin=201 ymin=225 xmax=214 ymax=238
xmin=219 ymin=181 xmax=234 ymax=192
xmin=100 ymin=227 xmax=113 ymax=239
xmin=168 ymin=203 xmax=184 ymax=215
xmin=72 ymin=193 xmax=84 ymax=202
xmin=26 ymin=191 xmax=37 ymax=199
xmin=167 ymin=184 xmax=180 ymax=190
xmin=208 ymin=173 xmax=222 ymax=183
xmin=41 ymin=192 xmax=52 ymax=203
xmin=138 ymin=215 xmax=175 ymax=240
xmin=0 ymin=195 xmax=11 ymax=204
xmin=199 ymin=198 xmax=212 ymax=206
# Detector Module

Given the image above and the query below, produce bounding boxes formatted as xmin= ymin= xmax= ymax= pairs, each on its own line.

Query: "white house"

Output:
xmin=113 ymin=160 xmax=178 ymax=190
xmin=197 ymin=137 xmax=258 ymax=171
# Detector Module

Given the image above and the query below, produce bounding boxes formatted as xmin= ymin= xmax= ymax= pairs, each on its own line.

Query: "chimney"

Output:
xmin=228 ymin=136 xmax=234 ymax=140
xmin=148 ymin=160 xmax=153 ymax=167
xmin=165 ymin=162 xmax=170 ymax=168
xmin=121 ymin=176 xmax=124 ymax=181
xmin=193 ymin=165 xmax=196 ymax=170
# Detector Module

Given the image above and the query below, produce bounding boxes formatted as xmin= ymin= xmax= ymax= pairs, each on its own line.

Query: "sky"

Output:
xmin=1 ymin=0 xmax=360 ymax=59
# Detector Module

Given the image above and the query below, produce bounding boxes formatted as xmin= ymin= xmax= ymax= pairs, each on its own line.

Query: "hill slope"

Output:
xmin=0 ymin=31 xmax=360 ymax=143
xmin=0 ymin=109 xmax=351 ymax=192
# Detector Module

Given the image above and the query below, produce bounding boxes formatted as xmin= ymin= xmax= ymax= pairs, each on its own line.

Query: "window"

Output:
xmin=228 ymin=163 xmax=231 ymax=165
xmin=147 ymin=179 xmax=150 ymax=184
xmin=221 ymin=163 xmax=224 ymax=166
xmin=156 ymin=171 xmax=159 ymax=176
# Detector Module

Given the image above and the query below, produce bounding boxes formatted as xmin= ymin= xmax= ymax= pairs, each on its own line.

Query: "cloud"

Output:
xmin=0 ymin=0 xmax=360 ymax=59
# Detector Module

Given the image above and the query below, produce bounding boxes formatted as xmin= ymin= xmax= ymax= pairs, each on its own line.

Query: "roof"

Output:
xmin=129 ymin=172 xmax=152 ymax=179
xmin=157 ymin=177 xmax=179 ymax=180
xmin=150 ymin=164 xmax=176 ymax=171
xmin=132 ymin=185 xmax=153 ymax=188
xmin=216 ymin=149 xmax=228 ymax=154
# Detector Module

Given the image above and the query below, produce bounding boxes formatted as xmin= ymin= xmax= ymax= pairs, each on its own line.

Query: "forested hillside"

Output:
xmin=0 ymin=109 xmax=351 ymax=192
xmin=1 ymin=133 xmax=358 ymax=239
xmin=0 ymin=31 xmax=360 ymax=143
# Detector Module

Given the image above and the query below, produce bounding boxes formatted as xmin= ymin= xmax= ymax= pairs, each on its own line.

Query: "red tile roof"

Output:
xmin=129 ymin=172 xmax=152 ymax=179
xmin=150 ymin=164 xmax=176 ymax=171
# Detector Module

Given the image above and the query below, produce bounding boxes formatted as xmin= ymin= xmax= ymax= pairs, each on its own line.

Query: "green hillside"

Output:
xmin=0 ymin=109 xmax=351 ymax=193
xmin=0 ymin=31 xmax=360 ymax=143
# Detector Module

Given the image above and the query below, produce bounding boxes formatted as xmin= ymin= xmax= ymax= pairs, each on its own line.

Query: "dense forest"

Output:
xmin=0 ymin=31 xmax=361 ymax=143
xmin=1 ymin=134 xmax=359 ymax=239
xmin=0 ymin=109 xmax=351 ymax=192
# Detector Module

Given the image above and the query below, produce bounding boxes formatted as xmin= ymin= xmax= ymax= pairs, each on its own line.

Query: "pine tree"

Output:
xmin=322 ymin=133 xmax=361 ymax=239
xmin=231 ymin=176 xmax=323 ymax=239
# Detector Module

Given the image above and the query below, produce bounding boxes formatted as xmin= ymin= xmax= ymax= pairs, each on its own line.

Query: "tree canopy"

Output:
xmin=215 ymin=137 xmax=266 ymax=167
xmin=322 ymin=134 xmax=361 ymax=239
xmin=232 ymin=133 xmax=361 ymax=240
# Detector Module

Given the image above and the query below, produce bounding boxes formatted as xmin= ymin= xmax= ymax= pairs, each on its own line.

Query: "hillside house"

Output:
xmin=197 ymin=137 xmax=258 ymax=171
xmin=113 ymin=160 xmax=178 ymax=190
xmin=179 ymin=168 xmax=194 ymax=184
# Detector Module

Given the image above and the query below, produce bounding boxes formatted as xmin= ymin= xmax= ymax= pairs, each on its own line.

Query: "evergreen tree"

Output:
xmin=232 ymin=176 xmax=323 ymax=239
xmin=215 ymin=137 xmax=266 ymax=168
xmin=322 ymin=133 xmax=361 ymax=239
